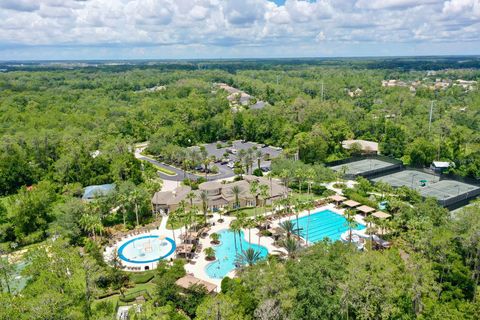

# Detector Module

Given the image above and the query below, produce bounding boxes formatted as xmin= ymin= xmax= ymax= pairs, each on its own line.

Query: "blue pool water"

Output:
xmin=205 ymin=229 xmax=268 ymax=279
xmin=118 ymin=235 xmax=176 ymax=264
xmin=295 ymin=209 xmax=365 ymax=243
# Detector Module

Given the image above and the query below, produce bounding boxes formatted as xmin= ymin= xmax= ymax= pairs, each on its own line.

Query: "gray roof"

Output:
xmin=82 ymin=184 xmax=115 ymax=200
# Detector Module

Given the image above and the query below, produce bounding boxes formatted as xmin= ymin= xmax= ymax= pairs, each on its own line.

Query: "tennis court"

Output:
xmin=372 ymin=170 xmax=480 ymax=206
xmin=371 ymin=170 xmax=440 ymax=189
xmin=330 ymin=159 xmax=400 ymax=177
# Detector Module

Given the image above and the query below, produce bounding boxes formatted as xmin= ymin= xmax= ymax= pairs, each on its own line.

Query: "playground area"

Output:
xmin=330 ymin=158 xmax=402 ymax=178
xmin=372 ymin=170 xmax=480 ymax=207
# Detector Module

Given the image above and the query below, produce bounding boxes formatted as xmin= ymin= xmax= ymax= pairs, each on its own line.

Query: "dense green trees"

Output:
xmin=0 ymin=60 xmax=479 ymax=319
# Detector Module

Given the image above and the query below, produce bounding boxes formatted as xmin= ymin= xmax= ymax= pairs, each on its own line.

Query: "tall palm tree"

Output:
xmin=203 ymin=158 xmax=211 ymax=179
xmin=344 ymin=209 xmax=358 ymax=243
xmin=295 ymin=168 xmax=305 ymax=194
xmin=280 ymin=169 xmax=290 ymax=196
xmin=282 ymin=237 xmax=299 ymax=259
xmin=245 ymin=218 xmax=256 ymax=244
xmin=249 ymin=180 xmax=259 ymax=215
xmin=231 ymin=185 xmax=242 ymax=210
xmin=229 ymin=219 xmax=242 ymax=253
xmin=200 ymin=190 xmax=209 ymax=225
xmin=293 ymin=199 xmax=304 ymax=233
xmin=256 ymin=149 xmax=263 ymax=170
xmin=235 ymin=248 xmax=261 ymax=267
xmin=186 ymin=191 xmax=195 ymax=209
xmin=246 ymin=148 xmax=255 ymax=174
xmin=169 ymin=208 xmax=181 ymax=244
xmin=237 ymin=149 xmax=247 ymax=173
xmin=255 ymin=214 xmax=267 ymax=246
xmin=306 ymin=168 xmax=316 ymax=195
xmin=303 ymin=200 xmax=315 ymax=246
xmin=259 ymin=184 xmax=269 ymax=216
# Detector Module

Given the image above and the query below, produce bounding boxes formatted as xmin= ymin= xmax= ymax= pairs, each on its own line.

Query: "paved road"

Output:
xmin=136 ymin=154 xmax=235 ymax=182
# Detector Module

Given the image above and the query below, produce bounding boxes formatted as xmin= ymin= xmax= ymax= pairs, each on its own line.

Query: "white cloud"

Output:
xmin=0 ymin=0 xmax=478 ymax=58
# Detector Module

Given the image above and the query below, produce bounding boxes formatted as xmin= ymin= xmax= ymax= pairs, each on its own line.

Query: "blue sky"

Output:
xmin=0 ymin=0 xmax=479 ymax=60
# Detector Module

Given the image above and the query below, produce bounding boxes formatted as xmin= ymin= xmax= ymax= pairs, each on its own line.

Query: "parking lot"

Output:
xmin=143 ymin=140 xmax=283 ymax=181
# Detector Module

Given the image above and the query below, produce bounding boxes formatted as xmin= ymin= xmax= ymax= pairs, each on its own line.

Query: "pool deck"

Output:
xmin=104 ymin=202 xmax=367 ymax=289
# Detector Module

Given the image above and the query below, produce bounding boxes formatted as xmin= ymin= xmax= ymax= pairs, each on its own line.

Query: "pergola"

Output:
xmin=328 ymin=194 xmax=347 ymax=204
xmin=343 ymin=200 xmax=360 ymax=208
xmin=175 ymin=274 xmax=217 ymax=293
xmin=372 ymin=211 xmax=392 ymax=219
xmin=356 ymin=205 xmax=375 ymax=215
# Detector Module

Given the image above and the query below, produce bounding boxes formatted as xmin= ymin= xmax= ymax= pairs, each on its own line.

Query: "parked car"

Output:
xmin=227 ymin=162 xmax=235 ymax=169
xmin=220 ymin=159 xmax=229 ymax=165
xmin=260 ymin=166 xmax=270 ymax=172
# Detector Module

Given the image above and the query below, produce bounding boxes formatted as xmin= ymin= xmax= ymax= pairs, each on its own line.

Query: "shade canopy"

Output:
xmin=175 ymin=275 xmax=217 ymax=293
xmin=343 ymin=200 xmax=360 ymax=208
xmin=356 ymin=205 xmax=375 ymax=214
xmin=328 ymin=194 xmax=347 ymax=202
xmin=372 ymin=211 xmax=392 ymax=219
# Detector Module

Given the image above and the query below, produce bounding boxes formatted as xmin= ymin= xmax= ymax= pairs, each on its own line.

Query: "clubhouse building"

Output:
xmin=151 ymin=175 xmax=285 ymax=214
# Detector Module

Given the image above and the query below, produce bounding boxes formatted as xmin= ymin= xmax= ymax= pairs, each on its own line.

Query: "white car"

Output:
xmin=227 ymin=161 xmax=235 ymax=168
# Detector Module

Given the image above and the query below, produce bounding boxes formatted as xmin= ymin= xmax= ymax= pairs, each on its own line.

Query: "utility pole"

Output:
xmin=428 ymin=101 xmax=434 ymax=132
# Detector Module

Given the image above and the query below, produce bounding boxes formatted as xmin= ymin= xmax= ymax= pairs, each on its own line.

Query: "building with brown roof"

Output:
xmin=152 ymin=175 xmax=286 ymax=214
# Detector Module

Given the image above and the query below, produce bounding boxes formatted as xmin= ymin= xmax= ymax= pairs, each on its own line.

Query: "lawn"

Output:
xmin=93 ymin=277 xmax=157 ymax=308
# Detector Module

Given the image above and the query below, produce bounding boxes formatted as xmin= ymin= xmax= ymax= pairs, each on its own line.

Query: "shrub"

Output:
xmin=210 ymin=165 xmax=219 ymax=174
xmin=311 ymin=184 xmax=327 ymax=195
xmin=253 ymin=168 xmax=263 ymax=176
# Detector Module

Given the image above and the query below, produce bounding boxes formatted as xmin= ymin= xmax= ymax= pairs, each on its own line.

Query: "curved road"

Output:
xmin=136 ymin=154 xmax=235 ymax=182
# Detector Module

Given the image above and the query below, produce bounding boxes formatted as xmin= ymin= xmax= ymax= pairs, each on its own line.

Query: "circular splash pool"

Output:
xmin=118 ymin=235 xmax=176 ymax=264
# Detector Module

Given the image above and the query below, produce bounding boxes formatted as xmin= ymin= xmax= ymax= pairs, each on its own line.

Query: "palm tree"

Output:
xmin=204 ymin=247 xmax=216 ymax=260
xmin=200 ymin=190 xmax=209 ymax=225
xmin=128 ymin=189 xmax=144 ymax=227
xmin=249 ymin=180 xmax=259 ymax=215
xmin=235 ymin=248 xmax=261 ymax=267
xmin=79 ymin=214 xmax=103 ymax=241
xmin=203 ymin=158 xmax=211 ymax=179
xmin=282 ymin=238 xmax=299 ymax=259
xmin=238 ymin=149 xmax=247 ymax=173
xmin=256 ymin=149 xmax=263 ymax=170
xmin=303 ymin=200 xmax=315 ymax=246
xmin=280 ymin=169 xmax=290 ymax=196
xmin=230 ymin=219 xmax=242 ymax=253
xmin=344 ymin=209 xmax=358 ymax=243
xmin=246 ymin=148 xmax=255 ymax=174
xmin=279 ymin=220 xmax=297 ymax=239
xmin=306 ymin=168 xmax=316 ymax=195
xmin=210 ymin=232 xmax=220 ymax=245
xmin=245 ymin=218 xmax=256 ymax=244
xmin=293 ymin=199 xmax=303 ymax=233
xmin=186 ymin=191 xmax=195 ymax=209
xmin=255 ymin=214 xmax=267 ymax=246
xmin=169 ymin=208 xmax=181 ymax=244
xmin=295 ymin=168 xmax=305 ymax=194
xmin=259 ymin=184 xmax=269 ymax=216
xmin=231 ymin=185 xmax=242 ymax=210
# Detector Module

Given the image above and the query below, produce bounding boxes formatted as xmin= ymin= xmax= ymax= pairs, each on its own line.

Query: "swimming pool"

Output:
xmin=118 ymin=235 xmax=176 ymax=264
xmin=205 ymin=229 xmax=268 ymax=279
xmin=295 ymin=209 xmax=365 ymax=243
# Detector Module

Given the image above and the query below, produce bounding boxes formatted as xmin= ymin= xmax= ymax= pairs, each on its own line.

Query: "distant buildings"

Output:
xmin=382 ymin=78 xmax=477 ymax=92
xmin=216 ymin=83 xmax=268 ymax=111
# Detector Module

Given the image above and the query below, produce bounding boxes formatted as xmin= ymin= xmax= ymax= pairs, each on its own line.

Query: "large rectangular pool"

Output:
xmin=296 ymin=209 xmax=365 ymax=243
